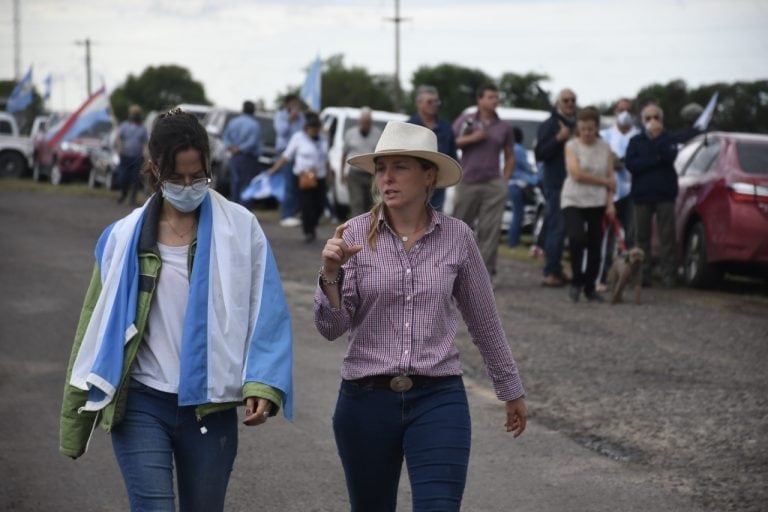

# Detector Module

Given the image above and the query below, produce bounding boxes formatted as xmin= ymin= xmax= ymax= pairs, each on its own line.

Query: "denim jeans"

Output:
xmin=542 ymin=185 xmax=566 ymax=276
xmin=279 ymin=160 xmax=300 ymax=219
xmin=333 ymin=376 xmax=471 ymax=512
xmin=118 ymin=154 xmax=144 ymax=204
xmin=111 ymin=380 xmax=238 ymax=512
xmin=507 ymin=183 xmax=525 ymax=247
xmin=229 ymin=153 xmax=259 ymax=206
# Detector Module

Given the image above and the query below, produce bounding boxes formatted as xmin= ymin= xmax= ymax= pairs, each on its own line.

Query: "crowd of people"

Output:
xmin=59 ymin=81 xmax=695 ymax=509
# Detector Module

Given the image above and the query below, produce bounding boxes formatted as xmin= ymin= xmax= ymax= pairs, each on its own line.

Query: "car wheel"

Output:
xmin=684 ymin=223 xmax=722 ymax=288
xmin=50 ymin=163 xmax=64 ymax=185
xmin=0 ymin=152 xmax=26 ymax=179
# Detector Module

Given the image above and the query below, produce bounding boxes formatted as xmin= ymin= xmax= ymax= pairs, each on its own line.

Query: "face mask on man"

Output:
xmin=161 ymin=181 xmax=209 ymax=212
xmin=617 ymin=111 xmax=633 ymax=127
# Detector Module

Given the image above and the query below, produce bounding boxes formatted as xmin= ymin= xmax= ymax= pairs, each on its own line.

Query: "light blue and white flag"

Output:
xmin=42 ymin=74 xmax=53 ymax=101
xmin=242 ymin=172 xmax=285 ymax=203
xmin=6 ymin=66 xmax=34 ymax=113
xmin=300 ymin=55 xmax=322 ymax=111
xmin=694 ymin=92 xmax=719 ymax=131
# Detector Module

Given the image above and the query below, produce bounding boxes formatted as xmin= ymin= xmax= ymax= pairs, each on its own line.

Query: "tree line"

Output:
xmin=2 ymin=56 xmax=766 ymax=135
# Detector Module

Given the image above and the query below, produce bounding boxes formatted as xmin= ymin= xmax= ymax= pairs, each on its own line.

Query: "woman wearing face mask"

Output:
xmin=59 ymin=109 xmax=294 ymax=512
xmin=267 ymin=111 xmax=328 ymax=243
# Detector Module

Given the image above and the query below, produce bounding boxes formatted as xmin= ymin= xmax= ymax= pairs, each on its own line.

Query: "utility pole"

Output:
xmin=13 ymin=0 xmax=21 ymax=79
xmin=385 ymin=0 xmax=409 ymax=112
xmin=75 ymin=38 xmax=92 ymax=96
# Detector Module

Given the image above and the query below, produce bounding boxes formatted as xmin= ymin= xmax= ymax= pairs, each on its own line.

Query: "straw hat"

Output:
xmin=347 ymin=121 xmax=462 ymax=188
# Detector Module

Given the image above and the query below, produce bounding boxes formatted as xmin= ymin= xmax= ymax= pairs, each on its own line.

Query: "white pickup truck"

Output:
xmin=0 ymin=112 xmax=33 ymax=178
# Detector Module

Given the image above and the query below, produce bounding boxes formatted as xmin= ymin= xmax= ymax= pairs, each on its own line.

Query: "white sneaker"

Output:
xmin=279 ymin=217 xmax=301 ymax=227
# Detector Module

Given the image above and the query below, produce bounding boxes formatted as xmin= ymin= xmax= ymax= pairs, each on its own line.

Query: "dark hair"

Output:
xmin=283 ymin=93 xmax=299 ymax=105
xmin=304 ymin=111 xmax=321 ymax=128
xmin=142 ymin=109 xmax=211 ymax=192
xmin=576 ymin=106 xmax=600 ymax=126
xmin=476 ymin=83 xmax=498 ymax=99
xmin=512 ymin=126 xmax=524 ymax=144
xmin=243 ymin=101 xmax=256 ymax=115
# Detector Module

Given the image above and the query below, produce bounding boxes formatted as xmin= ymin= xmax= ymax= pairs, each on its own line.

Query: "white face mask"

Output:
xmin=161 ymin=181 xmax=209 ymax=212
xmin=617 ymin=111 xmax=633 ymax=127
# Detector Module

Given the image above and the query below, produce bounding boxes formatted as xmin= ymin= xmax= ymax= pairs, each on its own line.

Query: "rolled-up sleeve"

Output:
xmin=313 ymin=261 xmax=358 ymax=341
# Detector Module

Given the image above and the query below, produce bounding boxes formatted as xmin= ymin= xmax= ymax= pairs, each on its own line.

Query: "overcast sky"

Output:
xmin=2 ymin=0 xmax=767 ymax=113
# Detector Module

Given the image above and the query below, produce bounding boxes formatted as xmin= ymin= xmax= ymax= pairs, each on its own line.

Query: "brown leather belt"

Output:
xmin=350 ymin=375 xmax=449 ymax=392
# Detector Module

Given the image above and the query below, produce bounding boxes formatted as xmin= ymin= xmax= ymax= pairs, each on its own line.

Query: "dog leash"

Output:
xmin=603 ymin=215 xmax=628 ymax=253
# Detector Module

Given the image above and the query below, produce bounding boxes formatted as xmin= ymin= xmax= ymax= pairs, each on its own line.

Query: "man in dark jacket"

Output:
xmin=534 ymin=88 xmax=577 ymax=287
xmin=625 ymin=103 xmax=679 ymax=286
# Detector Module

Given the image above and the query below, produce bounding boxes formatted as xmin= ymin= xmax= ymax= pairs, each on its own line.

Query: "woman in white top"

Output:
xmin=561 ymin=106 xmax=616 ymax=302
xmin=268 ymin=112 xmax=328 ymax=243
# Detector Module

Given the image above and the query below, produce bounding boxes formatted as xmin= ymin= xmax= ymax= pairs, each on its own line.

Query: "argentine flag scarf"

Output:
xmin=69 ymin=190 xmax=293 ymax=419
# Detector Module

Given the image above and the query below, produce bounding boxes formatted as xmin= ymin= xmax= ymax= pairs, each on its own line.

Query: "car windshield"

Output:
xmin=255 ymin=114 xmax=276 ymax=147
xmin=736 ymin=142 xmax=768 ymax=175
xmin=504 ymin=120 xmax=542 ymax=151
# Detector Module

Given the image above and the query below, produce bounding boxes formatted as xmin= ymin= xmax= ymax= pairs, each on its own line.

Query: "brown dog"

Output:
xmin=607 ymin=247 xmax=645 ymax=305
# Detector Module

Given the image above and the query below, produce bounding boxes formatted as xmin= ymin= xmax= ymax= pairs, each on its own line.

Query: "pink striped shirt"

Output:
xmin=314 ymin=210 xmax=525 ymax=402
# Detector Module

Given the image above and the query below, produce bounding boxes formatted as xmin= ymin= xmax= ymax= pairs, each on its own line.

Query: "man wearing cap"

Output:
xmin=315 ymin=121 xmax=527 ymax=511
xmin=452 ymin=84 xmax=515 ymax=277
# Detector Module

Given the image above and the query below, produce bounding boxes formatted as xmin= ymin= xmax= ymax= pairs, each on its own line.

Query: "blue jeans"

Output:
xmin=229 ymin=153 xmax=259 ymax=206
xmin=542 ymin=185 xmax=566 ymax=276
xmin=507 ymin=183 xmax=525 ymax=247
xmin=278 ymin=160 xmax=300 ymax=219
xmin=111 ymin=380 xmax=238 ymax=512
xmin=333 ymin=376 xmax=471 ymax=512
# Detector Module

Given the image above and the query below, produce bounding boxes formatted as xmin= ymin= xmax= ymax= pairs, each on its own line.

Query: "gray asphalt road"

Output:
xmin=1 ymin=186 xmax=764 ymax=511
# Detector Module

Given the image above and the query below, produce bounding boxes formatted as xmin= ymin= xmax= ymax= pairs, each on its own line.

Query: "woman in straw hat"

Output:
xmin=314 ymin=121 xmax=527 ymax=511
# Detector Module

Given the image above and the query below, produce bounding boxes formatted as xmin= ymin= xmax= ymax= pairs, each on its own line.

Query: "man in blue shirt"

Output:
xmin=273 ymin=94 xmax=306 ymax=226
xmin=508 ymin=126 xmax=537 ymax=247
xmin=116 ymin=105 xmax=148 ymax=206
xmin=223 ymin=101 xmax=261 ymax=206
xmin=407 ymin=85 xmax=457 ymax=211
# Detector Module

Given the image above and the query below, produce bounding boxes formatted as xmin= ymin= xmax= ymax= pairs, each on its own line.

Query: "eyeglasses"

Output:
xmin=643 ymin=115 xmax=661 ymax=121
xmin=561 ymin=97 xmax=576 ymax=104
xmin=163 ymin=177 xmax=211 ymax=191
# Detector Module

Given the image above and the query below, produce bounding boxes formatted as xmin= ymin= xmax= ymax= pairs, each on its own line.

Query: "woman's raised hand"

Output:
xmin=321 ymin=224 xmax=363 ymax=276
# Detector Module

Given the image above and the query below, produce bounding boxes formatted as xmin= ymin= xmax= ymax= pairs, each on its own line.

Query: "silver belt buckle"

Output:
xmin=389 ymin=375 xmax=413 ymax=392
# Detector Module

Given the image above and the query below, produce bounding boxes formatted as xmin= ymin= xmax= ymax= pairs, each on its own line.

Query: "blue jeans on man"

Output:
xmin=279 ymin=160 xmax=300 ymax=219
xmin=542 ymin=185 xmax=566 ymax=279
xmin=507 ymin=183 xmax=525 ymax=247
xmin=229 ymin=153 xmax=259 ymax=206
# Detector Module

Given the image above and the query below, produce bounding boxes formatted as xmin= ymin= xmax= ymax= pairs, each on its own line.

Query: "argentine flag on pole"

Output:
xmin=6 ymin=66 xmax=34 ymax=113
xmin=45 ymin=86 xmax=111 ymax=148
xmin=694 ymin=92 xmax=719 ymax=131
xmin=300 ymin=56 xmax=322 ymax=111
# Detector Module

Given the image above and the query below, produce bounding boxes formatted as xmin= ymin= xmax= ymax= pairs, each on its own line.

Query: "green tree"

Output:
xmin=498 ymin=71 xmax=551 ymax=110
xmin=0 ymin=80 xmax=44 ymax=134
xmin=110 ymin=65 xmax=210 ymax=121
xmin=409 ymin=63 xmax=493 ymax=121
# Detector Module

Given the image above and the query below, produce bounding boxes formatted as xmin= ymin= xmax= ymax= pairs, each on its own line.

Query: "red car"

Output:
xmin=674 ymin=132 xmax=768 ymax=287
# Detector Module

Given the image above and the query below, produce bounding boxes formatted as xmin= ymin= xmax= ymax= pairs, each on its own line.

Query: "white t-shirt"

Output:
xmin=132 ymin=243 xmax=189 ymax=393
xmin=283 ymin=131 xmax=328 ymax=177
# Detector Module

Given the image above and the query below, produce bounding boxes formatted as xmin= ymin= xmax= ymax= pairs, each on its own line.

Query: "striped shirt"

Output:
xmin=314 ymin=210 xmax=525 ymax=402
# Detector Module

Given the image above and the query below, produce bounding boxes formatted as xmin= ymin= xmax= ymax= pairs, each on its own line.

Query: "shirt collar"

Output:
xmin=376 ymin=207 xmax=441 ymax=239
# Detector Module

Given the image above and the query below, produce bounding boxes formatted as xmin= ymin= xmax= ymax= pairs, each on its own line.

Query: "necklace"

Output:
xmin=395 ymin=219 xmax=428 ymax=242
xmin=166 ymin=218 xmax=196 ymax=239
